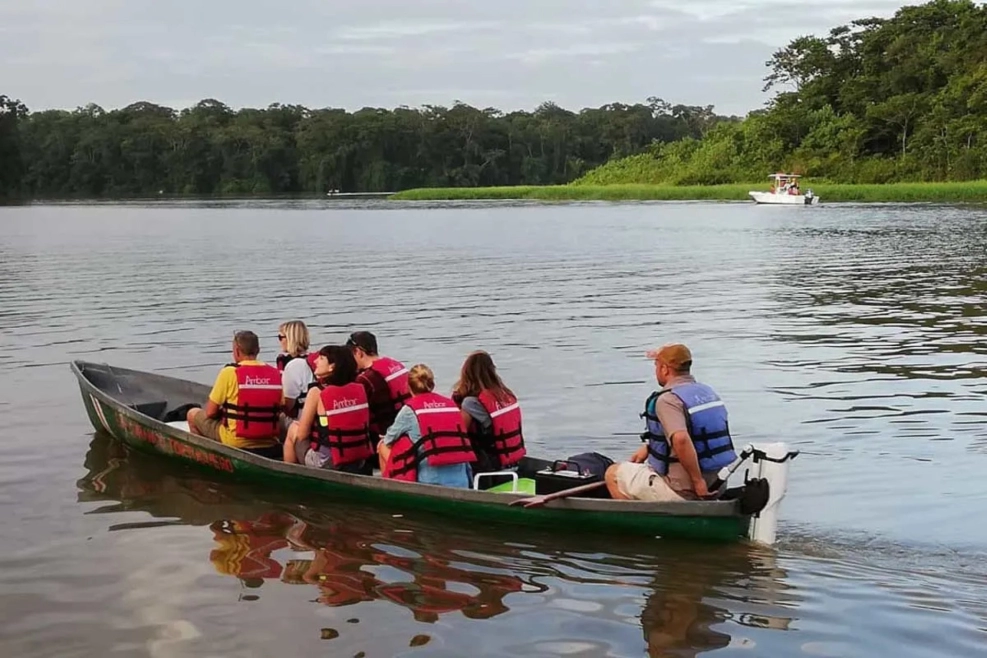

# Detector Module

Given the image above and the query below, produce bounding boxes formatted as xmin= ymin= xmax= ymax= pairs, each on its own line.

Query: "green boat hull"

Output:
xmin=72 ymin=361 xmax=752 ymax=542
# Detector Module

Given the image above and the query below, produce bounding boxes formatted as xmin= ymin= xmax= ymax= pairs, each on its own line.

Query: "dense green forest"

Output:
xmin=579 ymin=0 xmax=987 ymax=186
xmin=0 ymin=93 xmax=727 ymax=198
xmin=3 ymin=0 xmax=985 ymax=198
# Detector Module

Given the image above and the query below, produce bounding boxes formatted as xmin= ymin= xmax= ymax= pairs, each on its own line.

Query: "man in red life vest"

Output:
xmin=347 ymin=331 xmax=411 ymax=440
xmin=186 ymin=330 xmax=284 ymax=460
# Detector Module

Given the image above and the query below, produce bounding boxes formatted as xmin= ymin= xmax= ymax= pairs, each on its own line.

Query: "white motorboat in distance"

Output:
xmin=749 ymin=173 xmax=819 ymax=205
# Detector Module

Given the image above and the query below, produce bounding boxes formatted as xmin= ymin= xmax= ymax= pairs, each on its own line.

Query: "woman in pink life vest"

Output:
xmin=452 ymin=350 xmax=526 ymax=475
xmin=379 ymin=364 xmax=475 ymax=488
xmin=283 ymin=345 xmax=373 ymax=473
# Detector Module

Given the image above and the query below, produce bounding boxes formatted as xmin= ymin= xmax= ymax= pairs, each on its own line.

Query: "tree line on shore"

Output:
xmin=580 ymin=0 xmax=987 ymax=186
xmin=0 ymin=94 xmax=727 ymax=198
xmin=2 ymin=0 xmax=984 ymax=198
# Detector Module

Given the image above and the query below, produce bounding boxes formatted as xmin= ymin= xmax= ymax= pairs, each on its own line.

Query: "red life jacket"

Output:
xmin=277 ymin=352 xmax=319 ymax=373
xmin=316 ymin=382 xmax=373 ymax=467
xmin=367 ymin=356 xmax=411 ymax=419
xmin=310 ymin=548 xmax=377 ymax=606
xmin=478 ymin=390 xmax=526 ymax=468
xmin=383 ymin=393 xmax=476 ymax=482
xmin=221 ymin=363 xmax=283 ymax=440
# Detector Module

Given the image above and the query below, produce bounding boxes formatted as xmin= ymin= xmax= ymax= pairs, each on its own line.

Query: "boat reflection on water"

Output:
xmin=77 ymin=433 xmax=798 ymax=656
xmin=77 ymin=433 xmax=537 ymax=624
xmin=638 ymin=542 xmax=794 ymax=656
xmin=207 ymin=511 xmax=531 ymax=623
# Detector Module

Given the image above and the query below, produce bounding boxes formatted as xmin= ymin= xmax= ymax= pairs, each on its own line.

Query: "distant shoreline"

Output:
xmin=5 ymin=180 xmax=987 ymax=205
xmin=390 ymin=182 xmax=987 ymax=203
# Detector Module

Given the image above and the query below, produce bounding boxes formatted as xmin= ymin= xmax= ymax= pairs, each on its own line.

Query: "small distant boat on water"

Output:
xmin=70 ymin=361 xmax=800 ymax=545
xmin=749 ymin=173 xmax=819 ymax=205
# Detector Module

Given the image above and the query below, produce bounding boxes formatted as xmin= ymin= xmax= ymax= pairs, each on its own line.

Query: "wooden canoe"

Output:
xmin=71 ymin=360 xmax=760 ymax=543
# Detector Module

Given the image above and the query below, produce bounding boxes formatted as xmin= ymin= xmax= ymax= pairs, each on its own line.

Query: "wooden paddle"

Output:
xmin=509 ymin=480 xmax=607 ymax=508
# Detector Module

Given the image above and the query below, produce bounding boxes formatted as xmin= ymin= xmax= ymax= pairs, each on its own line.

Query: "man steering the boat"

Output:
xmin=186 ymin=330 xmax=284 ymax=460
xmin=605 ymin=343 xmax=737 ymax=502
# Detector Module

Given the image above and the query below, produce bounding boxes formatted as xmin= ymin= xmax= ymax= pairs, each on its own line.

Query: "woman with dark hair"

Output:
xmin=451 ymin=350 xmax=526 ymax=474
xmin=283 ymin=345 xmax=374 ymax=473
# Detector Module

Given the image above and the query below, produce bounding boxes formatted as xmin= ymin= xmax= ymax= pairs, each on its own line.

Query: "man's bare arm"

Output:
xmin=669 ymin=430 xmax=709 ymax=497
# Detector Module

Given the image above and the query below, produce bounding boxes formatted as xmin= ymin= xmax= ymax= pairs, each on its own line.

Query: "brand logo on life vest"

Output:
xmin=422 ymin=401 xmax=448 ymax=409
xmin=244 ymin=376 xmax=273 ymax=385
xmin=333 ymin=398 xmax=359 ymax=409
xmin=691 ymin=393 xmax=718 ymax=405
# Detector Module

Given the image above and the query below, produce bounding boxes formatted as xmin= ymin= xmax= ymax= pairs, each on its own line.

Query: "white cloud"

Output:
xmin=508 ymin=43 xmax=642 ymax=65
xmin=334 ymin=20 xmax=501 ymax=41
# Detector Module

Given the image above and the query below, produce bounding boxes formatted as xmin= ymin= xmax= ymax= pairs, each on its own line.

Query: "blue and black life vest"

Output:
xmin=640 ymin=381 xmax=736 ymax=476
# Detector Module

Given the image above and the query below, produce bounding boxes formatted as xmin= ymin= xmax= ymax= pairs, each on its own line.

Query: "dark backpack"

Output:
xmin=560 ymin=452 xmax=615 ymax=479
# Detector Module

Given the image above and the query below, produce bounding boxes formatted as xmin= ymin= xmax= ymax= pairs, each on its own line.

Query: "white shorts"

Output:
xmin=614 ymin=462 xmax=686 ymax=502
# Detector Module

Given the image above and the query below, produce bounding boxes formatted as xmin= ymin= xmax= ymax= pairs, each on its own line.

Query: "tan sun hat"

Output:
xmin=646 ymin=343 xmax=693 ymax=370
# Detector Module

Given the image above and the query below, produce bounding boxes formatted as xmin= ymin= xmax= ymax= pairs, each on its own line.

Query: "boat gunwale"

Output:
xmin=71 ymin=359 xmax=747 ymax=519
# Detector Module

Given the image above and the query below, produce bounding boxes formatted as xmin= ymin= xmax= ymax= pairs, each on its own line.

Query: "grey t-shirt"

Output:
xmin=461 ymin=396 xmax=492 ymax=431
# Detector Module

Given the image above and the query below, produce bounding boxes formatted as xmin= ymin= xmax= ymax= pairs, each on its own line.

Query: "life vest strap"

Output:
xmin=639 ymin=388 xmax=672 ymax=420
xmin=491 ymin=428 xmax=523 ymax=453
xmin=647 ymin=435 xmax=734 ymax=464
xmin=647 ymin=443 xmax=676 ymax=464
xmin=386 ymin=457 xmax=418 ymax=478
xmin=696 ymin=441 xmax=735 ymax=459
xmin=387 ymin=430 xmax=472 ymax=477
xmin=641 ymin=429 xmax=665 ymax=443
xmin=221 ymin=402 xmax=280 ymax=427
xmin=323 ymin=428 xmax=372 ymax=449
xmin=325 ymin=426 xmax=370 ymax=437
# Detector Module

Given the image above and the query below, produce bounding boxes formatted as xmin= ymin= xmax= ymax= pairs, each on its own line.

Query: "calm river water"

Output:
xmin=1 ymin=199 xmax=985 ymax=657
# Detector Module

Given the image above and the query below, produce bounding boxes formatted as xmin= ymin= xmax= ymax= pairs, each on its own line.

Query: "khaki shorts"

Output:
xmin=614 ymin=462 xmax=686 ymax=503
xmin=190 ymin=410 xmax=222 ymax=441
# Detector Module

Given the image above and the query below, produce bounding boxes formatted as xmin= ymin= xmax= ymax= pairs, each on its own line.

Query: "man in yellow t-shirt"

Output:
xmin=187 ymin=330 xmax=283 ymax=460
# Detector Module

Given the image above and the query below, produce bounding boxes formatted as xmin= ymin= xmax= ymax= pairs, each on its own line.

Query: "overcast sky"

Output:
xmin=2 ymin=0 xmax=911 ymax=116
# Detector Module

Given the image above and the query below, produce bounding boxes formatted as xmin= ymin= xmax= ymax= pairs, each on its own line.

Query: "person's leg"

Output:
xmin=187 ymin=408 xmax=222 ymax=442
xmin=283 ymin=423 xmax=313 ymax=464
xmin=277 ymin=413 xmax=293 ymax=443
xmin=605 ymin=463 xmax=629 ymax=499
xmin=186 ymin=407 xmax=201 ymax=431
xmin=611 ymin=462 xmax=685 ymax=503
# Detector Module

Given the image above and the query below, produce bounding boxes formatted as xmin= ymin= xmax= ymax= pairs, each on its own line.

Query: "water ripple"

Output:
xmin=1 ymin=201 xmax=986 ymax=657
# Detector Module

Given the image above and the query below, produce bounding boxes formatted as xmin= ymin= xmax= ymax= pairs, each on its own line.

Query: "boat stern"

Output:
xmin=745 ymin=442 xmax=799 ymax=545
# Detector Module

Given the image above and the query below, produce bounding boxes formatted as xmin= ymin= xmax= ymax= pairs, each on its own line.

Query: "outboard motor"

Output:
xmin=712 ymin=442 xmax=799 ymax=545
xmin=746 ymin=442 xmax=799 ymax=545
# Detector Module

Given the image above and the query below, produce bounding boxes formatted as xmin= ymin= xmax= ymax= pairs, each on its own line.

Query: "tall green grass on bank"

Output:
xmin=390 ymin=181 xmax=987 ymax=203
xmin=392 ymin=184 xmax=752 ymax=201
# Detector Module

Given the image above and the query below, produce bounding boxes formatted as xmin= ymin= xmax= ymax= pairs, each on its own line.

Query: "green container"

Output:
xmin=488 ymin=477 xmax=536 ymax=495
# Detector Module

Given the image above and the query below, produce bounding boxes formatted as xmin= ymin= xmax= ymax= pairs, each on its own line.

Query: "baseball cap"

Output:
xmin=646 ymin=343 xmax=693 ymax=370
